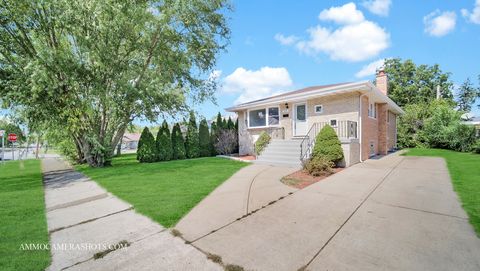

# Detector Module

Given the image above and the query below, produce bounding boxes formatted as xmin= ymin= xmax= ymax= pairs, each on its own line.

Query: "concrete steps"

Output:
xmin=255 ymin=139 xmax=302 ymax=168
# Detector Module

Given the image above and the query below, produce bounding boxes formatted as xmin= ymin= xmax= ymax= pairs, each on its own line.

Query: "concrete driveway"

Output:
xmin=188 ymin=153 xmax=480 ymax=271
xmin=175 ymin=164 xmax=299 ymax=241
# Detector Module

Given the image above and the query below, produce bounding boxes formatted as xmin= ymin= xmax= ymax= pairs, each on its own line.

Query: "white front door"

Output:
xmin=294 ymin=103 xmax=307 ymax=136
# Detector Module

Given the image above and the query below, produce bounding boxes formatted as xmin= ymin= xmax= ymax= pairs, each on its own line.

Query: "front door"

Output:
xmin=294 ymin=103 xmax=307 ymax=136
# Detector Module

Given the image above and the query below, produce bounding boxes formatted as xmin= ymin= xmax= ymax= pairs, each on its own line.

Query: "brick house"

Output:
xmin=225 ymin=70 xmax=404 ymax=167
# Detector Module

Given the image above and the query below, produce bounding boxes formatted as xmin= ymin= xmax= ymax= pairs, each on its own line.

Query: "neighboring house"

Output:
xmin=122 ymin=133 xmax=141 ymax=149
xmin=226 ymin=70 xmax=404 ymax=167
xmin=462 ymin=115 xmax=480 ymax=138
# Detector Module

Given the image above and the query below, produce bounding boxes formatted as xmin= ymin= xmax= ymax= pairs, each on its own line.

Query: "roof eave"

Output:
xmin=225 ymin=81 xmax=371 ymax=112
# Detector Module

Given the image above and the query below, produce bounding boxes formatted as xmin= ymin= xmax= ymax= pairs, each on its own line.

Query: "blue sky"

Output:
xmin=193 ymin=0 xmax=480 ymax=122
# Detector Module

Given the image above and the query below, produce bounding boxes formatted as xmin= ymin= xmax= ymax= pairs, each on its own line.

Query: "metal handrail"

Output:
xmin=300 ymin=121 xmax=358 ymax=162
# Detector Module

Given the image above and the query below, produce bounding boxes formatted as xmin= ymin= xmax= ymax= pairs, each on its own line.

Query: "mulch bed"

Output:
xmin=281 ymin=168 xmax=343 ymax=189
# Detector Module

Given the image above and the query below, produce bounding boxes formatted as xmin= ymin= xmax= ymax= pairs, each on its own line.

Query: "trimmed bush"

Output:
xmin=185 ymin=112 xmax=200 ymax=158
xmin=472 ymin=140 xmax=480 ymax=154
xmin=156 ymin=120 xmax=173 ymax=161
xmin=255 ymin=131 xmax=271 ymax=155
xmin=312 ymin=125 xmax=344 ymax=164
xmin=303 ymin=156 xmax=334 ymax=176
xmin=137 ymin=127 xmax=157 ymax=163
xmin=171 ymin=123 xmax=186 ymax=160
xmin=199 ymin=119 xmax=211 ymax=157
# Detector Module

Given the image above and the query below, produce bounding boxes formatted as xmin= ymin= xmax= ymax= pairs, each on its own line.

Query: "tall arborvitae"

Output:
xmin=227 ymin=117 xmax=234 ymax=130
xmin=156 ymin=120 xmax=173 ymax=161
xmin=185 ymin=112 xmax=200 ymax=158
xmin=198 ymin=119 xmax=211 ymax=157
xmin=210 ymin=121 xmax=218 ymax=155
xmin=234 ymin=118 xmax=239 ymax=153
xmin=137 ymin=127 xmax=157 ymax=163
xmin=171 ymin=123 xmax=186 ymax=160
xmin=216 ymin=112 xmax=223 ymax=130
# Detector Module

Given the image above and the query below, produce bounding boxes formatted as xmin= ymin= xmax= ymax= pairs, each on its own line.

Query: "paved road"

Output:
xmin=42 ymin=157 xmax=221 ymax=271
xmin=188 ymin=153 xmax=480 ymax=271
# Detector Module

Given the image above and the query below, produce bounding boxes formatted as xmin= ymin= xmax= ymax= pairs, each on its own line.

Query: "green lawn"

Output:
xmin=0 ymin=160 xmax=51 ymax=271
xmin=76 ymin=154 xmax=248 ymax=227
xmin=405 ymin=148 xmax=480 ymax=236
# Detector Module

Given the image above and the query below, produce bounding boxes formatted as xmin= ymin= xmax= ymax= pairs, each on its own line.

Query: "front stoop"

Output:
xmin=255 ymin=139 xmax=302 ymax=168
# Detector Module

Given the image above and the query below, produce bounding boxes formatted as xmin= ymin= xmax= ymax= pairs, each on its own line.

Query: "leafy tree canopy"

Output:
xmin=383 ymin=58 xmax=454 ymax=107
xmin=0 ymin=0 xmax=230 ymax=166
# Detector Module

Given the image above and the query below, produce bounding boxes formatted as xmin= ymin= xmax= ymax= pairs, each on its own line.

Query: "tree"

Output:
xmin=137 ymin=127 xmax=156 ymax=163
xmin=210 ymin=121 xmax=218 ymax=155
xmin=397 ymin=99 xmax=477 ymax=152
xmin=312 ymin=125 xmax=344 ymax=164
xmin=171 ymin=123 xmax=186 ymax=160
xmin=227 ymin=117 xmax=234 ymax=130
xmin=0 ymin=0 xmax=230 ymax=167
xmin=216 ymin=112 xmax=224 ymax=130
xmin=156 ymin=120 xmax=172 ymax=161
xmin=185 ymin=112 xmax=200 ymax=158
xmin=382 ymin=58 xmax=454 ymax=107
xmin=456 ymin=78 xmax=477 ymax=112
xmin=198 ymin=119 xmax=211 ymax=157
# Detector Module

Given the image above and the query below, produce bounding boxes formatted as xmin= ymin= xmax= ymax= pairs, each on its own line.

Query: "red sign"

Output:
xmin=8 ymin=133 xmax=17 ymax=142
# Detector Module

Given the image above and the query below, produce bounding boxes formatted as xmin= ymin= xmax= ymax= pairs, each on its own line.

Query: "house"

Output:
xmin=122 ymin=133 xmax=141 ymax=149
xmin=226 ymin=70 xmax=404 ymax=167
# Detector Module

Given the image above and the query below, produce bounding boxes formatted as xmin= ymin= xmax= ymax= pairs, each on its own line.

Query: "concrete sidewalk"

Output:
xmin=42 ymin=157 xmax=221 ymax=271
xmin=175 ymin=164 xmax=298 ymax=241
xmin=191 ymin=153 xmax=480 ymax=271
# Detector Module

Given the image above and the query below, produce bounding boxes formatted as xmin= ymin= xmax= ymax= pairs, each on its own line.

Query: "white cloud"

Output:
xmin=222 ymin=67 xmax=293 ymax=104
xmin=355 ymin=58 xmax=387 ymax=78
xmin=461 ymin=0 xmax=480 ymax=24
xmin=424 ymin=10 xmax=457 ymax=37
xmin=318 ymin=3 xmax=364 ymax=25
xmin=285 ymin=3 xmax=389 ymax=62
xmin=274 ymin=34 xmax=299 ymax=46
xmin=362 ymin=0 xmax=392 ymax=17
xmin=296 ymin=21 xmax=389 ymax=62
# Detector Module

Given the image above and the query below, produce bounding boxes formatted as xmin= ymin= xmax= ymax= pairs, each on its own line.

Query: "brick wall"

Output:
xmin=361 ymin=96 xmax=378 ymax=160
xmin=377 ymin=103 xmax=388 ymax=155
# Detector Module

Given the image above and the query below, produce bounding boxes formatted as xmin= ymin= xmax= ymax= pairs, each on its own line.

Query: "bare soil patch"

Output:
xmin=281 ymin=168 xmax=343 ymax=189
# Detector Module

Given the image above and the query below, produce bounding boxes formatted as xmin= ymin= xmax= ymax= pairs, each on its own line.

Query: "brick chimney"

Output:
xmin=376 ymin=68 xmax=388 ymax=96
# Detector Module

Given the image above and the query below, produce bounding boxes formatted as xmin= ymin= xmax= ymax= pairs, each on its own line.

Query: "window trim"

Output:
xmin=368 ymin=102 xmax=377 ymax=119
xmin=329 ymin=119 xmax=338 ymax=127
xmin=314 ymin=104 xmax=323 ymax=114
xmin=247 ymin=106 xmax=281 ymax=129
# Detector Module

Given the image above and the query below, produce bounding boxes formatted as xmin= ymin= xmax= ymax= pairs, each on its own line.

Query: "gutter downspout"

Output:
xmin=358 ymin=92 xmax=369 ymax=162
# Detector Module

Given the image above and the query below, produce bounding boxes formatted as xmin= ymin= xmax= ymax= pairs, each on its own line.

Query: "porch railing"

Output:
xmin=300 ymin=121 xmax=358 ymax=163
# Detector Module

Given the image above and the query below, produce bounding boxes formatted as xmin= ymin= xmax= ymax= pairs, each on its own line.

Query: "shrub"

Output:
xmin=447 ymin=124 xmax=476 ymax=152
xmin=303 ymin=156 xmax=334 ymax=177
xmin=156 ymin=120 xmax=173 ymax=161
xmin=255 ymin=131 xmax=271 ymax=155
xmin=312 ymin=125 xmax=343 ymax=164
xmin=472 ymin=140 xmax=480 ymax=154
xmin=214 ymin=129 xmax=237 ymax=155
xmin=171 ymin=123 xmax=186 ymax=160
xmin=185 ymin=111 xmax=200 ymax=158
xmin=137 ymin=127 xmax=156 ymax=163
xmin=199 ymin=119 xmax=211 ymax=157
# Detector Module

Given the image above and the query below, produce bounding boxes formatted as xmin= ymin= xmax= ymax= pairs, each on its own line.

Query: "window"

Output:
xmin=248 ymin=106 xmax=280 ymax=128
xmin=249 ymin=109 xmax=266 ymax=127
xmin=314 ymin=105 xmax=323 ymax=114
xmin=268 ymin=107 xmax=279 ymax=125
xmin=330 ymin=119 xmax=337 ymax=127
xmin=368 ymin=103 xmax=377 ymax=118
